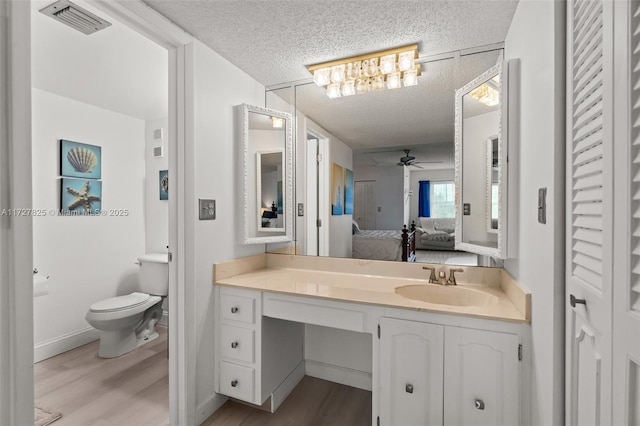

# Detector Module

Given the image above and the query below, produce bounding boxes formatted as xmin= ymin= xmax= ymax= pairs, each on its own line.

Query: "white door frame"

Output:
xmin=87 ymin=2 xmax=196 ymax=424
xmin=305 ymin=122 xmax=329 ymax=257
xmin=0 ymin=1 xmax=34 ymax=424
xmin=2 ymin=1 xmax=198 ymax=424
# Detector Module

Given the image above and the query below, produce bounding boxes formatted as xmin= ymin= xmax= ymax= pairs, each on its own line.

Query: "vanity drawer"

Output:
xmin=219 ymin=361 xmax=255 ymax=403
xmin=220 ymin=325 xmax=255 ymax=363
xmin=220 ymin=292 xmax=255 ymax=324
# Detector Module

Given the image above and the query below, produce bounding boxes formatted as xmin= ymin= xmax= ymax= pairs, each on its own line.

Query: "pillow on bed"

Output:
xmin=352 ymin=219 xmax=361 ymax=235
xmin=419 ymin=217 xmax=436 ymax=234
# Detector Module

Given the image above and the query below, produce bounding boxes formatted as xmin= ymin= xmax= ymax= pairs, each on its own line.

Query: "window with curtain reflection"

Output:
xmin=430 ymin=181 xmax=455 ymax=218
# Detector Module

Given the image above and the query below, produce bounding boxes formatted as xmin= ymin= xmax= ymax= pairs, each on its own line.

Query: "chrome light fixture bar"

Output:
xmin=307 ymin=44 xmax=421 ymax=98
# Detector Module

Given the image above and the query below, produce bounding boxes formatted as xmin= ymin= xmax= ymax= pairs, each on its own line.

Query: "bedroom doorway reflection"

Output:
xmin=305 ymin=129 xmax=329 ymax=256
xmin=354 ymin=180 xmax=376 ymax=230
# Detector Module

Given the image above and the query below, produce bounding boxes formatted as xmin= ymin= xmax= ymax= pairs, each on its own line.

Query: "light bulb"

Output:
xmin=367 ymin=57 xmax=378 ymax=77
xmin=341 ymin=80 xmax=356 ymax=96
xmin=379 ymin=54 xmax=396 ymax=74
xmin=372 ymin=75 xmax=384 ymax=91
xmin=387 ymin=72 xmax=401 ymax=89
xmin=346 ymin=61 xmax=361 ymax=80
xmin=356 ymin=78 xmax=369 ymax=94
xmin=330 ymin=64 xmax=345 ymax=83
xmin=403 ymin=68 xmax=418 ymax=87
xmin=398 ymin=50 xmax=415 ymax=72
xmin=313 ymin=67 xmax=330 ymax=86
xmin=327 ymin=83 xmax=342 ymax=98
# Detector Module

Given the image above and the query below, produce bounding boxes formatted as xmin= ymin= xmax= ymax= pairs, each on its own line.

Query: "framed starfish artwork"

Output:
xmin=60 ymin=178 xmax=102 ymax=215
xmin=60 ymin=140 xmax=102 ymax=179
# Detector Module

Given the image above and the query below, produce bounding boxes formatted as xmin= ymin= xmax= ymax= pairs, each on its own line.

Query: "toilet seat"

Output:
xmin=90 ymin=292 xmax=151 ymax=313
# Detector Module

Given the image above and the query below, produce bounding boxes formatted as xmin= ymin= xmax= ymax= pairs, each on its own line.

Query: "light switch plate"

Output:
xmin=463 ymin=203 xmax=471 ymax=215
xmin=199 ymin=199 xmax=216 ymax=220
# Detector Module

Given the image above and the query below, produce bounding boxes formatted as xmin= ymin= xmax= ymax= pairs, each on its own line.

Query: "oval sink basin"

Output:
xmin=395 ymin=284 xmax=499 ymax=307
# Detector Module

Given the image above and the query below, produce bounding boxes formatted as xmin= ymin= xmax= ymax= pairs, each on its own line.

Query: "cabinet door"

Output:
xmin=444 ymin=327 xmax=519 ymax=426
xmin=379 ymin=318 xmax=444 ymax=426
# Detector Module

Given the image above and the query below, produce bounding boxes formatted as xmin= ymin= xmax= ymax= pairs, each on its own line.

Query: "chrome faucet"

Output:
xmin=447 ymin=268 xmax=464 ymax=286
xmin=422 ymin=266 xmax=437 ymax=283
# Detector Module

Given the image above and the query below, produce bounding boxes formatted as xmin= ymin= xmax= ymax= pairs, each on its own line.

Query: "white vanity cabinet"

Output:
xmin=378 ymin=317 xmax=522 ymax=426
xmin=215 ymin=286 xmax=304 ymax=411
xmin=444 ymin=327 xmax=520 ymax=425
xmin=379 ymin=318 xmax=444 ymax=425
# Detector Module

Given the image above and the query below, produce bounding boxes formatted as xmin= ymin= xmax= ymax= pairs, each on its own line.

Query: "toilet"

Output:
xmin=86 ymin=253 xmax=168 ymax=358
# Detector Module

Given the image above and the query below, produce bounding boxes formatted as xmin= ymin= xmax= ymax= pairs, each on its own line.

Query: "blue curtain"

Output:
xmin=418 ymin=180 xmax=430 ymax=217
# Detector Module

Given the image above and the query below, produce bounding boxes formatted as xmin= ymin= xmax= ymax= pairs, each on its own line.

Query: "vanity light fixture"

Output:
xmin=469 ymin=75 xmax=500 ymax=107
xmin=307 ymin=44 xmax=421 ymax=98
xmin=271 ymin=116 xmax=284 ymax=128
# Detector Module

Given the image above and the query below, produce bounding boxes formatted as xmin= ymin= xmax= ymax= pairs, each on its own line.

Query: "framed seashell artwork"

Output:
xmin=159 ymin=170 xmax=168 ymax=200
xmin=60 ymin=139 xmax=101 ymax=179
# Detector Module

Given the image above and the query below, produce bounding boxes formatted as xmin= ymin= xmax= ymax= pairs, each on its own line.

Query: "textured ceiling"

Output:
xmin=143 ymin=0 xmax=518 ymax=150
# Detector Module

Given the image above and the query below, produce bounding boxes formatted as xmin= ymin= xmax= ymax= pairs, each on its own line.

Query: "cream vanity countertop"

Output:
xmin=214 ymin=254 xmax=530 ymax=324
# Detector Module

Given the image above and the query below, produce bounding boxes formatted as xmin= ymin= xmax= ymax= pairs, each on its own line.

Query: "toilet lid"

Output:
xmin=90 ymin=292 xmax=150 ymax=313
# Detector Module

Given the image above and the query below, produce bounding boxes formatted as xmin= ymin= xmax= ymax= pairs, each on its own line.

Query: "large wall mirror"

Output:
xmin=239 ymin=104 xmax=293 ymax=244
xmin=454 ymin=61 xmax=509 ymax=258
xmin=263 ymin=50 xmax=510 ymax=266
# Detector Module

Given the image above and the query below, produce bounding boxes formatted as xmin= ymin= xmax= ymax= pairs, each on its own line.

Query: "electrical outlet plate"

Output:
xmin=297 ymin=203 xmax=304 ymax=216
xmin=199 ymin=199 xmax=216 ymax=220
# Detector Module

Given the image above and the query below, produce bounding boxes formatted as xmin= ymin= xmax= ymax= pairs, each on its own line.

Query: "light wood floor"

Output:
xmin=201 ymin=376 xmax=371 ymax=426
xmin=35 ymin=326 xmax=169 ymax=426
xmin=35 ymin=326 xmax=371 ymax=426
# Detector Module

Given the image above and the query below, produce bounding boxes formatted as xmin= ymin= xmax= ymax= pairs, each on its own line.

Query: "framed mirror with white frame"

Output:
xmin=238 ymin=103 xmax=293 ymax=244
xmin=454 ymin=61 xmax=509 ymax=259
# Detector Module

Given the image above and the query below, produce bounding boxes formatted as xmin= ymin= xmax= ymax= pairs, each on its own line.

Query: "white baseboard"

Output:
xmin=196 ymin=393 xmax=228 ymax=425
xmin=305 ymin=359 xmax=372 ymax=391
xmin=34 ymin=327 xmax=101 ymax=363
xmin=270 ymin=360 xmax=305 ymax=412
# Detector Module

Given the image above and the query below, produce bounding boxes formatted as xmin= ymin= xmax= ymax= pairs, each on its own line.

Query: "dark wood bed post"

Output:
xmin=401 ymin=223 xmax=417 ymax=262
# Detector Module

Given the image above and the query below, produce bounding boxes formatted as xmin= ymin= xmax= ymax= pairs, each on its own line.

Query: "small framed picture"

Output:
xmin=60 ymin=178 xmax=102 ymax=215
xmin=159 ymin=170 xmax=168 ymax=200
xmin=60 ymin=140 xmax=102 ymax=179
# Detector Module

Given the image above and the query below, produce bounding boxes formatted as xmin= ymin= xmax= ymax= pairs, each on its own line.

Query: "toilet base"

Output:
xmin=97 ymin=329 xmax=161 ymax=358
xmin=98 ymin=329 xmax=137 ymax=358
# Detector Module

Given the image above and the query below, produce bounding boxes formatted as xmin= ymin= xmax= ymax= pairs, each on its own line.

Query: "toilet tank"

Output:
xmin=137 ymin=253 xmax=169 ymax=296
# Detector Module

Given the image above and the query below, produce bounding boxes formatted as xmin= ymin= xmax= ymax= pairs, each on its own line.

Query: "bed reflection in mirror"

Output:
xmin=257 ymin=151 xmax=284 ymax=231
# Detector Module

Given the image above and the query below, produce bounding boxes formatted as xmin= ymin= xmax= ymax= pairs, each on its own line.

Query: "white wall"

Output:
xmin=329 ymin=137 xmax=353 ymax=258
xmin=145 ymin=118 xmax=169 ymax=254
xmin=191 ymin=40 xmax=268 ymax=417
xmin=354 ymin=165 xmax=404 ymax=229
xmin=504 ymin=1 xmax=566 ymax=424
xmin=32 ymin=88 xmax=146 ymax=361
xmin=462 ymin=110 xmax=499 ymax=244
xmin=409 ymin=168 xmax=455 ymax=225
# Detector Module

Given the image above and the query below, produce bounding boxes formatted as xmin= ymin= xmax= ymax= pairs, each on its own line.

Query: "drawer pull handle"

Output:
xmin=475 ymin=399 xmax=485 ymax=410
xmin=231 ymin=380 xmax=238 ymax=388
xmin=231 ymin=341 xmax=238 ymax=349
xmin=405 ymin=384 xmax=414 ymax=394
xmin=570 ymin=294 xmax=586 ymax=308
xmin=231 ymin=307 xmax=239 ymax=314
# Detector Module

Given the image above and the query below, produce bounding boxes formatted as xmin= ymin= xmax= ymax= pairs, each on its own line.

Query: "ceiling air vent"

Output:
xmin=39 ymin=0 xmax=112 ymax=35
